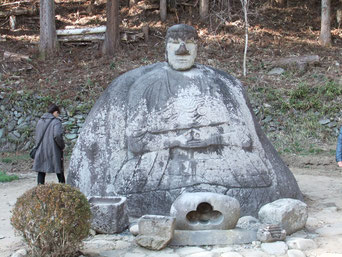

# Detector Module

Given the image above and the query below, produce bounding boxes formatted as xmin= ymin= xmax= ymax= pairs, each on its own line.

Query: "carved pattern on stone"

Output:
xmin=257 ymin=224 xmax=286 ymax=242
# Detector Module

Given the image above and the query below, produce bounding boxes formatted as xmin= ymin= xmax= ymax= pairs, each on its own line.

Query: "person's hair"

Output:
xmin=48 ymin=104 xmax=60 ymax=114
xmin=165 ymin=24 xmax=198 ymax=44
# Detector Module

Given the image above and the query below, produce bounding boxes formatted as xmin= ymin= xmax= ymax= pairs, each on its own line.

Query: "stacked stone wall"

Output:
xmin=0 ymin=91 xmax=90 ymax=153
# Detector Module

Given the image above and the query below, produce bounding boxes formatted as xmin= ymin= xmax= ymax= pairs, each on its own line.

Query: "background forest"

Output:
xmin=0 ymin=0 xmax=342 ymax=157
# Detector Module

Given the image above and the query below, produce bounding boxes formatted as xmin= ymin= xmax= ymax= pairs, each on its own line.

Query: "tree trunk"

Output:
xmin=319 ymin=0 xmax=331 ymax=46
xmin=102 ymin=0 xmax=120 ymax=56
xmin=226 ymin=0 xmax=232 ymax=20
xmin=240 ymin=0 xmax=249 ymax=77
xmin=160 ymin=0 xmax=167 ymax=21
xmin=39 ymin=0 xmax=58 ymax=58
xmin=199 ymin=0 xmax=209 ymax=21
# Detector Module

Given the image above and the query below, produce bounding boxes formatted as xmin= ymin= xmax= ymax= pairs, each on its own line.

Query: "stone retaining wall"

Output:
xmin=0 ymin=91 xmax=90 ymax=153
xmin=1 ymin=89 xmax=339 ymax=153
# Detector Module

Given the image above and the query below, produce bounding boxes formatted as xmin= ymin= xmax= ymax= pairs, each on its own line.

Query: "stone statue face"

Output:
xmin=166 ymin=37 xmax=197 ymax=71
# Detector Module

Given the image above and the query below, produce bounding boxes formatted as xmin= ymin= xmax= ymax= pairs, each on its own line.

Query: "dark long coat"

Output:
xmin=33 ymin=113 xmax=65 ymax=174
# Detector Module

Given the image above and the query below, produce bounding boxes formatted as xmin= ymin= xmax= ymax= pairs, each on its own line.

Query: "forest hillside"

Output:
xmin=0 ymin=0 xmax=342 ymax=156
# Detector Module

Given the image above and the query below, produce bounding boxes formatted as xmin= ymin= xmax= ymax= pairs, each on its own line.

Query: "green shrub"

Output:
xmin=11 ymin=183 xmax=91 ymax=257
xmin=1 ymin=158 xmax=13 ymax=163
xmin=0 ymin=171 xmax=19 ymax=182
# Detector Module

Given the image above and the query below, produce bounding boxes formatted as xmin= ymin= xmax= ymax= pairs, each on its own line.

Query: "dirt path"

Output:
xmin=1 ymin=161 xmax=342 ymax=257
xmin=0 ymin=173 xmax=59 ymax=257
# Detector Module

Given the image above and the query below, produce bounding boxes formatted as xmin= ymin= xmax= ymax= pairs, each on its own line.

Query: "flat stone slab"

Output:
xmin=169 ymin=229 xmax=257 ymax=246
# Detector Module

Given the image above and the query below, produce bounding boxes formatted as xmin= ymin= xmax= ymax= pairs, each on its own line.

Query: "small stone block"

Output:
xmin=258 ymin=198 xmax=308 ymax=235
xmin=136 ymin=215 xmax=175 ymax=250
xmin=89 ymin=196 xmax=129 ymax=234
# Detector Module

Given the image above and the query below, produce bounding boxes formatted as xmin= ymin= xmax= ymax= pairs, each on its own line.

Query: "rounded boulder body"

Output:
xmin=67 ymin=62 xmax=303 ymax=217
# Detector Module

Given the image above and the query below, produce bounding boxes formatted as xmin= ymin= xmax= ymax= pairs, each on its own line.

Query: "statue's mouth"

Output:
xmin=176 ymin=58 xmax=190 ymax=62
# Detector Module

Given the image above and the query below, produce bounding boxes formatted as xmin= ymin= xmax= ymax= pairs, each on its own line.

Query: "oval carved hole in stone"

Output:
xmin=186 ymin=202 xmax=223 ymax=225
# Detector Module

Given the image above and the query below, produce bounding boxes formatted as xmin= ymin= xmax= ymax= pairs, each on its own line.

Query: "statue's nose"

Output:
xmin=175 ymin=43 xmax=190 ymax=55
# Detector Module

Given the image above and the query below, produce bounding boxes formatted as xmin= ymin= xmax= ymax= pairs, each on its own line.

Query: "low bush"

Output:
xmin=247 ymin=79 xmax=342 ymax=154
xmin=11 ymin=183 xmax=91 ymax=257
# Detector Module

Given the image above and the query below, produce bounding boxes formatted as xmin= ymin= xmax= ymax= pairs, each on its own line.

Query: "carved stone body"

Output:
xmin=67 ymin=61 xmax=303 ymax=217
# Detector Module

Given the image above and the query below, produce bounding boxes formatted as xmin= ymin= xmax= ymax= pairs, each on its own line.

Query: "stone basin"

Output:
xmin=88 ymin=196 xmax=129 ymax=234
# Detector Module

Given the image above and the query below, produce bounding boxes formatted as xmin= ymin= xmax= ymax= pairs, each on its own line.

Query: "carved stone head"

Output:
xmin=165 ymin=24 xmax=199 ymax=71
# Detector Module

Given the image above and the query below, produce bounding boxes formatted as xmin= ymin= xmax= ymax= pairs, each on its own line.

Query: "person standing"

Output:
xmin=33 ymin=104 xmax=65 ymax=184
xmin=336 ymin=127 xmax=342 ymax=167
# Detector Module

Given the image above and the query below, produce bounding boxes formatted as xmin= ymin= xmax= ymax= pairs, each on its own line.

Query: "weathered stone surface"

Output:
xmin=67 ymin=26 xmax=303 ymax=218
xmin=236 ymin=216 xmax=262 ymax=231
xmin=260 ymin=241 xmax=288 ymax=255
xmin=257 ymin=224 xmax=286 ymax=242
xmin=187 ymin=252 xmax=218 ymax=257
xmin=268 ymin=67 xmax=285 ymax=75
xmin=175 ymin=247 xmax=207 ymax=256
xmin=82 ymin=238 xmax=121 ymax=255
xmin=258 ymin=198 xmax=308 ymax=235
xmin=99 ymin=250 xmax=146 ymax=257
xmin=305 ymin=216 xmax=323 ymax=231
xmin=316 ymin=254 xmax=342 ymax=257
xmin=286 ymin=237 xmax=317 ymax=250
xmin=211 ymin=247 xmax=234 ymax=253
xmin=89 ymin=196 xmax=129 ymax=234
xmin=170 ymin=229 xmax=257 ymax=246
xmin=115 ymin=240 xmax=133 ymax=250
xmin=136 ymin=215 xmax=175 ymax=250
xmin=239 ymin=250 xmax=269 ymax=257
xmin=220 ymin=252 xmax=243 ymax=257
xmin=152 ymin=252 xmax=180 ymax=257
xmin=170 ymin=192 xmax=240 ymax=230
xmin=130 ymin=224 xmax=139 ymax=236
xmin=316 ymin=223 xmax=342 ymax=236
xmin=124 ymin=246 xmax=176 ymax=257
xmin=67 ymin=62 xmax=303 ymax=218
xmin=82 ymin=234 xmax=135 ymax=256
xmin=290 ymin=230 xmax=309 ymax=238
xmin=287 ymin=249 xmax=306 ymax=257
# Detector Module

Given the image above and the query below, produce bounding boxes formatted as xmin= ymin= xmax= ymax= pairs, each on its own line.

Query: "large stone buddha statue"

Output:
xmin=67 ymin=24 xmax=303 ymax=217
